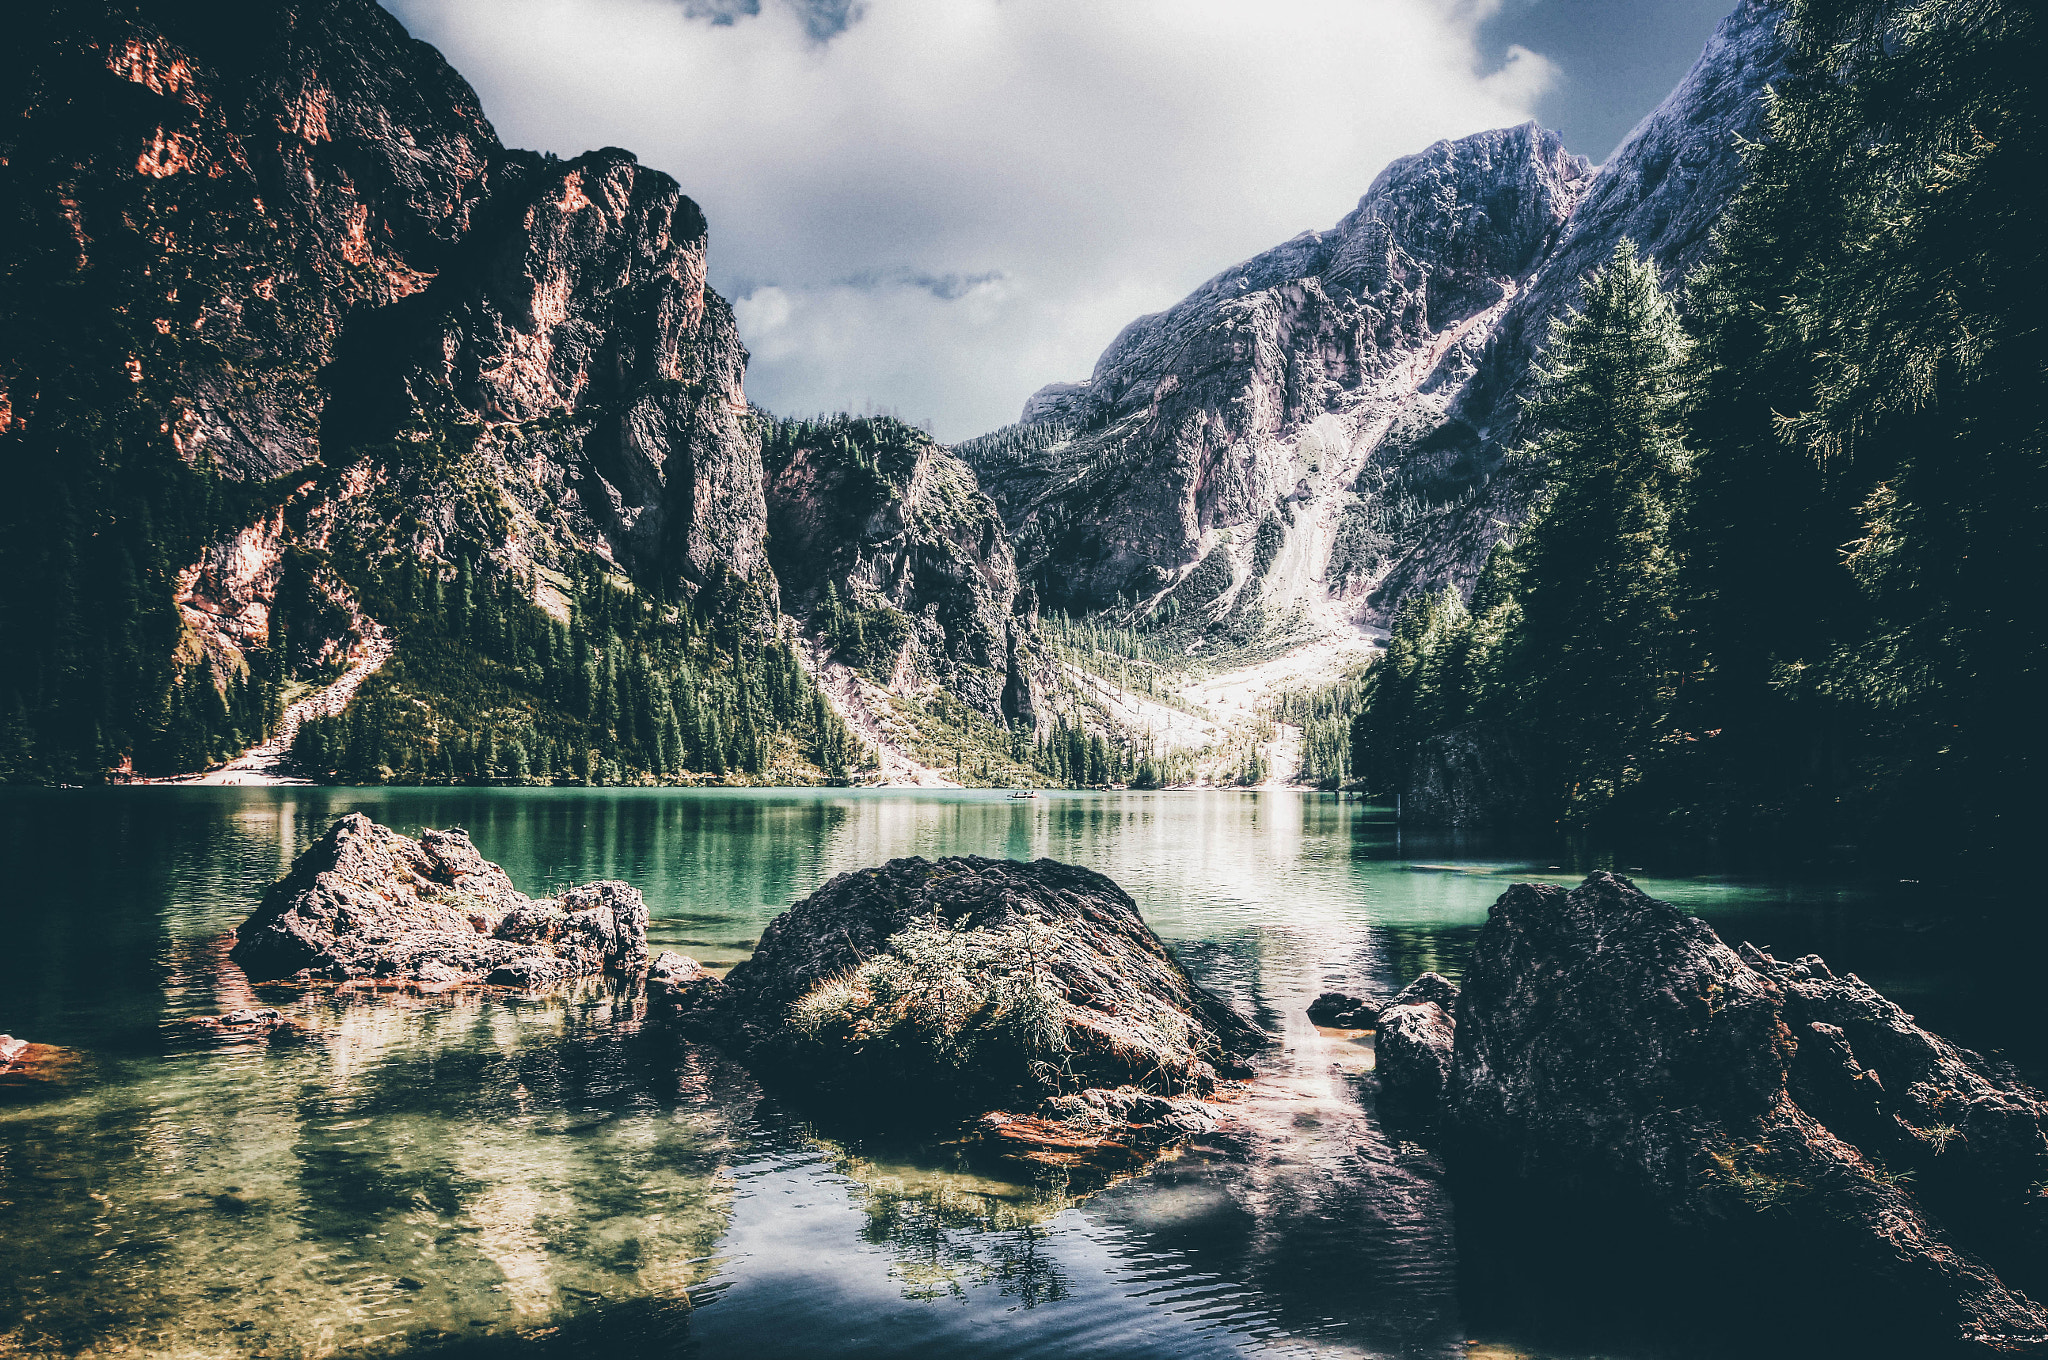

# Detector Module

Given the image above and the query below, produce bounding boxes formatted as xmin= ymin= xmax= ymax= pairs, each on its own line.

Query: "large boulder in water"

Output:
xmin=232 ymin=814 xmax=648 ymax=987
xmin=1379 ymin=872 xmax=2048 ymax=1355
xmin=1373 ymin=972 xmax=1459 ymax=1131
xmin=668 ymin=856 xmax=1266 ymax=1151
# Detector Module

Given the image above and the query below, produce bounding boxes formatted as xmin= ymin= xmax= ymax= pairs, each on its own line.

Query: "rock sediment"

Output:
xmin=1373 ymin=872 xmax=2048 ymax=1355
xmin=231 ymin=813 xmax=647 ymax=986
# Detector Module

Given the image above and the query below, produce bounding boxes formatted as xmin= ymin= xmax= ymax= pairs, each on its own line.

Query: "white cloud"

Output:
xmin=384 ymin=0 xmax=1555 ymax=440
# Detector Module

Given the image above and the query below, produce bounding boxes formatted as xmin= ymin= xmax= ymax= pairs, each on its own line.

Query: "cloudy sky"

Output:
xmin=385 ymin=0 xmax=1736 ymax=441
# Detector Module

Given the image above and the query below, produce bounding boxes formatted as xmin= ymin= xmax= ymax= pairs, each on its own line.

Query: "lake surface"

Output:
xmin=0 ymin=787 xmax=2036 ymax=1359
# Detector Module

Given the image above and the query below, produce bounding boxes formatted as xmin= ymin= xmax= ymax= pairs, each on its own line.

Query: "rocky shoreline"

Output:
xmin=205 ymin=817 xmax=2048 ymax=1348
xmin=224 ymin=816 xmax=1267 ymax=1172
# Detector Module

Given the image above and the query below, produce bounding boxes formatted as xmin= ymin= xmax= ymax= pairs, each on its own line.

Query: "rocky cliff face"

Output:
xmin=968 ymin=0 xmax=1791 ymax=622
xmin=4 ymin=0 xmax=769 ymax=708
xmin=765 ymin=417 xmax=1035 ymax=722
xmin=322 ymin=145 xmax=766 ymax=588
xmin=7 ymin=0 xmax=500 ymax=481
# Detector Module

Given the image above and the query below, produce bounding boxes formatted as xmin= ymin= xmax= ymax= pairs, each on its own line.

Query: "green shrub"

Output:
xmin=1168 ymin=545 xmax=1232 ymax=610
xmin=1251 ymin=512 xmax=1285 ymax=580
xmin=790 ymin=915 xmax=1072 ymax=1088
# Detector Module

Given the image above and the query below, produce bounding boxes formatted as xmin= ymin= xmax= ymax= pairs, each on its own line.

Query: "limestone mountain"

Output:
xmin=960 ymin=0 xmax=1792 ymax=627
xmin=762 ymin=416 xmax=1038 ymax=727
xmin=1 ymin=0 xmax=799 ymax=782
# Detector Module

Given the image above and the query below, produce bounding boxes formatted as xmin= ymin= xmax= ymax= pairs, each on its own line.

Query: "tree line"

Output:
xmin=1344 ymin=0 xmax=2041 ymax=869
xmin=291 ymin=556 xmax=865 ymax=785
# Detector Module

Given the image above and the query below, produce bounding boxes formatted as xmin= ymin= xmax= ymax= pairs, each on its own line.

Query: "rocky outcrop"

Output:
xmin=231 ymin=813 xmax=647 ymax=986
xmin=966 ymin=1 xmax=1792 ymax=623
xmin=1373 ymin=973 xmax=1459 ymax=1129
xmin=1747 ymin=946 xmax=2048 ymax=1300
xmin=659 ymin=855 xmax=1265 ymax=1163
xmin=764 ymin=417 xmax=1034 ymax=721
xmin=1381 ymin=872 xmax=2048 ymax=1355
xmin=5 ymin=0 xmax=772 ymax=736
xmin=323 ymin=144 xmax=766 ymax=589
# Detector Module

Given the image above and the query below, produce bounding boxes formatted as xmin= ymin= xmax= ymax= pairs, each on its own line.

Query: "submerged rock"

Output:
xmin=0 ymin=1036 xmax=84 ymax=1091
xmin=1307 ymin=991 xmax=1383 ymax=1028
xmin=231 ymin=814 xmax=648 ymax=986
xmin=174 ymin=1008 xmax=310 ymax=1044
xmin=1379 ymin=872 xmax=2048 ymax=1355
xmin=978 ymin=1088 xmax=1222 ymax=1170
xmin=665 ymin=855 xmax=1266 ymax=1165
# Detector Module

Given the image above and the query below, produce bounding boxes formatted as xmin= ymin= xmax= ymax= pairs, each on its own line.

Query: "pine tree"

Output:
xmin=1511 ymin=239 xmax=1688 ymax=818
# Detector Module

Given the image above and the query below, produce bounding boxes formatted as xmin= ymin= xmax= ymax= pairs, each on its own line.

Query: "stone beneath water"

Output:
xmin=0 ymin=1035 xmax=84 ymax=1092
xmin=654 ymin=855 xmax=1267 ymax=1167
xmin=173 ymin=1008 xmax=311 ymax=1044
xmin=1307 ymin=991 xmax=1383 ymax=1028
xmin=1378 ymin=871 xmax=2048 ymax=1356
xmin=231 ymin=814 xmax=648 ymax=986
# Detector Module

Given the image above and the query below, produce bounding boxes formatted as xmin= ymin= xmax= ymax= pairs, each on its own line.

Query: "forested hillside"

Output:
xmin=1340 ymin=0 xmax=2042 ymax=869
xmin=289 ymin=557 xmax=859 ymax=784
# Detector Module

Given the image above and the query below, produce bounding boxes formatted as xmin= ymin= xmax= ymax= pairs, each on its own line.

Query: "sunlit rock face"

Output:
xmin=967 ymin=0 xmax=1792 ymax=622
xmin=9 ymin=0 xmax=501 ymax=480
xmin=7 ymin=0 xmax=771 ymax=683
xmin=232 ymin=813 xmax=648 ymax=986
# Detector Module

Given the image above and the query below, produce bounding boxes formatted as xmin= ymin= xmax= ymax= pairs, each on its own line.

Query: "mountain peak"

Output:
xmin=970 ymin=2 xmax=1789 ymax=623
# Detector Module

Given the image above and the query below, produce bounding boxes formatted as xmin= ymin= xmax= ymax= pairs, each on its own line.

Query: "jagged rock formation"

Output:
xmin=322 ymin=144 xmax=765 ymax=589
xmin=654 ymin=856 xmax=1265 ymax=1163
xmin=1747 ymin=946 xmax=2048 ymax=1302
xmin=231 ymin=813 xmax=648 ymax=986
xmin=964 ymin=0 xmax=1792 ymax=623
xmin=763 ymin=417 xmax=1036 ymax=722
xmin=1372 ymin=972 xmax=1460 ymax=1129
xmin=7 ymin=0 xmax=500 ymax=482
xmin=5 ymin=0 xmax=769 ymax=718
xmin=1379 ymin=872 xmax=2048 ymax=1355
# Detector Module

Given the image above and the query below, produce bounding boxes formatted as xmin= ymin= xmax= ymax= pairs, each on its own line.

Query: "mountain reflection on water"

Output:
xmin=0 ymin=788 xmax=2031 ymax=1359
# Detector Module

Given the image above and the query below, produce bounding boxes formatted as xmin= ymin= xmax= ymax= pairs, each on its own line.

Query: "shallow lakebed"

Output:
xmin=0 ymin=788 xmax=2036 ymax=1359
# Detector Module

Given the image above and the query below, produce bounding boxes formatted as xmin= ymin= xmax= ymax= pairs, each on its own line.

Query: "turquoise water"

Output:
xmin=0 ymin=788 xmax=2030 ymax=1358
